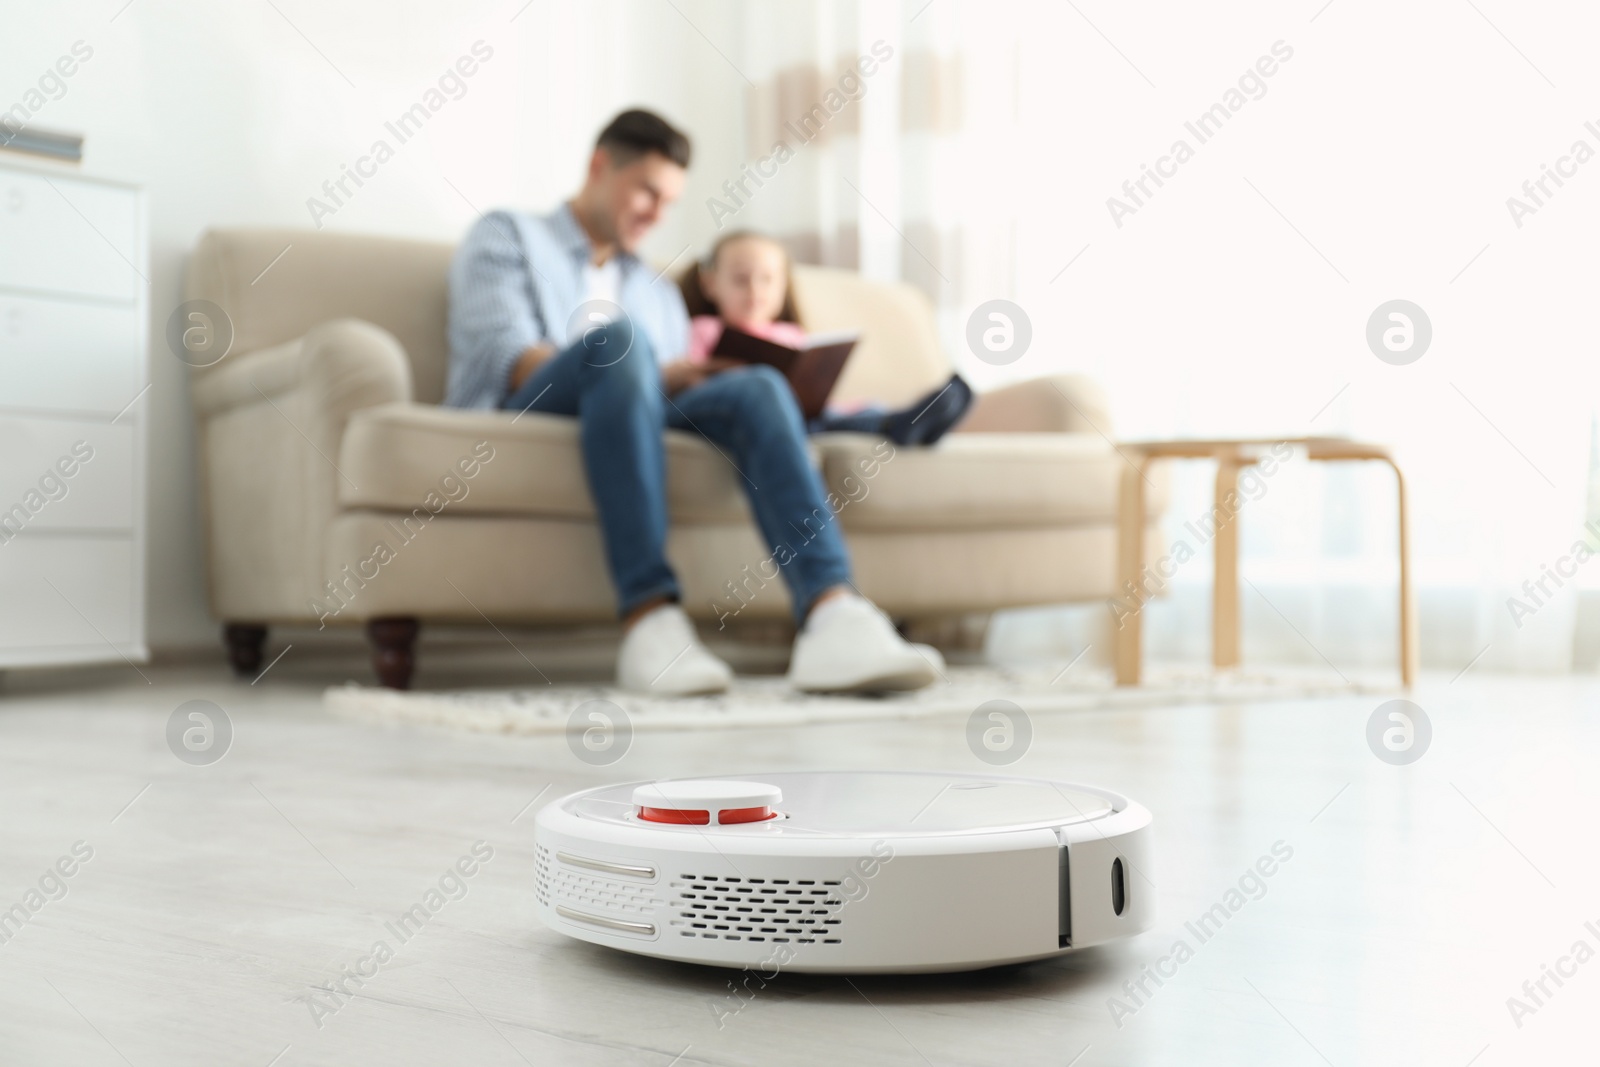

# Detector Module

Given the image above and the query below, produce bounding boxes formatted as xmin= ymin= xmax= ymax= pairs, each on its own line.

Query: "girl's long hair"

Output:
xmin=677 ymin=230 xmax=803 ymax=325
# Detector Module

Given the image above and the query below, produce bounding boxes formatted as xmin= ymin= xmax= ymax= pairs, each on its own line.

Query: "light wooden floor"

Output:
xmin=1 ymin=641 xmax=1595 ymax=1066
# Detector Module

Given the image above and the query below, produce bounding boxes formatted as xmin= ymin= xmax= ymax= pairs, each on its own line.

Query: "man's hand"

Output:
xmin=508 ymin=342 xmax=557 ymax=392
xmin=660 ymin=359 xmax=708 ymax=395
xmin=661 ymin=357 xmax=744 ymax=395
xmin=664 ymin=357 xmax=744 ymax=393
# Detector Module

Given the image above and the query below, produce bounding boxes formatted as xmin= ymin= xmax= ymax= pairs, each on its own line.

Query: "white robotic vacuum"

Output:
xmin=534 ymin=770 xmax=1153 ymax=973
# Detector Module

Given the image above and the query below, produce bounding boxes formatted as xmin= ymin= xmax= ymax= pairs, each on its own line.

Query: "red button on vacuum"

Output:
xmin=638 ymin=806 xmax=709 ymax=825
xmin=715 ymin=805 xmax=777 ymax=824
xmin=632 ymin=781 xmax=782 ymax=826
xmin=637 ymin=805 xmax=775 ymax=825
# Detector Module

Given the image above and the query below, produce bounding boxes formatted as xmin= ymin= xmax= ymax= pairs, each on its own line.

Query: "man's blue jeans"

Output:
xmin=502 ymin=321 xmax=854 ymax=622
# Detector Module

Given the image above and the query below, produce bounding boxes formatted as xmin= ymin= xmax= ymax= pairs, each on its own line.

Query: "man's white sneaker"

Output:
xmin=617 ymin=604 xmax=733 ymax=696
xmin=788 ymin=594 xmax=939 ymax=693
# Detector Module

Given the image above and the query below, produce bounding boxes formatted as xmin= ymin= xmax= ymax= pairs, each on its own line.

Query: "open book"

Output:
xmin=712 ymin=325 xmax=860 ymax=419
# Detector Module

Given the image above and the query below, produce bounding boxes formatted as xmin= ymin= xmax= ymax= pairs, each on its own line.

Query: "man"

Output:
xmin=446 ymin=109 xmax=936 ymax=696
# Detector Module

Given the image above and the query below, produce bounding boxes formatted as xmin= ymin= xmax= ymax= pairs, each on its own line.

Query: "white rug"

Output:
xmin=323 ymin=664 xmax=1394 ymax=736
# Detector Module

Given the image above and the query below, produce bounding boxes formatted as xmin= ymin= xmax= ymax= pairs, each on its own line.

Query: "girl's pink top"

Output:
xmin=686 ymin=315 xmax=806 ymax=363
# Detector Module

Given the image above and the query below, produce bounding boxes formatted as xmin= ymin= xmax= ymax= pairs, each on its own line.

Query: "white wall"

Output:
xmin=26 ymin=0 xmax=1587 ymax=673
xmin=3 ymin=0 xmax=753 ymax=650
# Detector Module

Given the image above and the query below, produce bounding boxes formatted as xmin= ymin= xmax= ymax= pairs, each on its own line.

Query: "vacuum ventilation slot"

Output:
xmin=668 ymin=873 xmax=847 ymax=945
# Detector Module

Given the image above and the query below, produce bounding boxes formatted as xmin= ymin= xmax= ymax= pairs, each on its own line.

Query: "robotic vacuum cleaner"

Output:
xmin=534 ymin=770 xmax=1153 ymax=973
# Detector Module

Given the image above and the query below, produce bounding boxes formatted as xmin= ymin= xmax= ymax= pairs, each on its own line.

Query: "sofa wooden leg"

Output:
xmin=223 ymin=623 xmax=268 ymax=676
xmin=368 ymin=617 xmax=420 ymax=690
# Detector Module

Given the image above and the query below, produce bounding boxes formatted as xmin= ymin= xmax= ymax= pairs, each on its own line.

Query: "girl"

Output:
xmin=677 ymin=230 xmax=972 ymax=444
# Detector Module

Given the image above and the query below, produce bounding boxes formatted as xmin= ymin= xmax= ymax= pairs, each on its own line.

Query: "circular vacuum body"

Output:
xmin=534 ymin=770 xmax=1153 ymax=974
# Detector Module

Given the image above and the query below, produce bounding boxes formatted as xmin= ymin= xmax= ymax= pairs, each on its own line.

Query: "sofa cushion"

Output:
xmin=337 ymin=402 xmax=754 ymax=523
xmin=815 ymin=432 xmax=1148 ymax=530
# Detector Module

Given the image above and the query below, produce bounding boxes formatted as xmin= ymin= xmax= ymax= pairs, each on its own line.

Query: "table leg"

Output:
xmin=1212 ymin=456 xmax=1248 ymax=671
xmin=1114 ymin=458 xmax=1148 ymax=686
xmin=1385 ymin=458 xmax=1418 ymax=687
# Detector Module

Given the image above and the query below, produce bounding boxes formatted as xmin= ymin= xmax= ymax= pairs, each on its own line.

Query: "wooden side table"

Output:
xmin=1112 ymin=438 xmax=1416 ymax=687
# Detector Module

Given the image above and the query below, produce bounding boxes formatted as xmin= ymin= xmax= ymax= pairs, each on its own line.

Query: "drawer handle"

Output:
xmin=557 ymin=851 xmax=655 ymax=880
xmin=555 ymin=905 xmax=655 ymax=936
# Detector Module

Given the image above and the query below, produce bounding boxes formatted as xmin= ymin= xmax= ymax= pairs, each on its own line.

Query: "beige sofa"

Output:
xmin=185 ymin=228 xmax=1162 ymax=687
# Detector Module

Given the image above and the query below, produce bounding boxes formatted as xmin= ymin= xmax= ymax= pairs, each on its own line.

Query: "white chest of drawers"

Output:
xmin=0 ymin=159 xmax=147 ymax=670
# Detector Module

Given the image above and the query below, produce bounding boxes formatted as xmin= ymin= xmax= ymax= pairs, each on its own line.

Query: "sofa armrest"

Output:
xmin=190 ymin=319 xmax=413 ymax=623
xmin=957 ymin=373 xmax=1113 ymax=437
xmin=191 ymin=318 xmax=412 ymax=417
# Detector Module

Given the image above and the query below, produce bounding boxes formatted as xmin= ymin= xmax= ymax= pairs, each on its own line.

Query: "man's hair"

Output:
xmin=596 ymin=109 xmax=691 ymax=169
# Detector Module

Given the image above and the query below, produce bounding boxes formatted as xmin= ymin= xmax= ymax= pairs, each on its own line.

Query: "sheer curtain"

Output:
xmin=729 ymin=2 xmax=1017 ymax=319
xmin=723 ymin=0 xmax=1599 ymax=675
